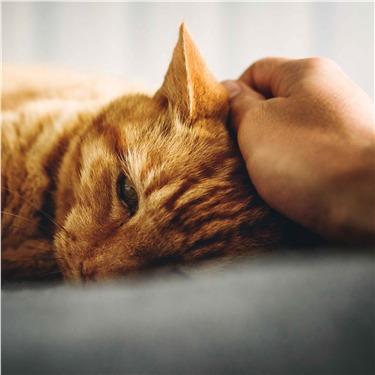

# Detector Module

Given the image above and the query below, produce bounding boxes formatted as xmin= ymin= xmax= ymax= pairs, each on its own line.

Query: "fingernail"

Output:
xmin=221 ymin=80 xmax=242 ymax=100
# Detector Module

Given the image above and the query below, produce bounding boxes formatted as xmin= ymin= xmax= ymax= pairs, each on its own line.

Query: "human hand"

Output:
xmin=222 ymin=58 xmax=374 ymax=245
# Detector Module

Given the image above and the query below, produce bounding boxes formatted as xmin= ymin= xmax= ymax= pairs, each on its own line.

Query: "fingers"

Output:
xmin=222 ymin=80 xmax=265 ymax=133
xmin=239 ymin=57 xmax=296 ymax=98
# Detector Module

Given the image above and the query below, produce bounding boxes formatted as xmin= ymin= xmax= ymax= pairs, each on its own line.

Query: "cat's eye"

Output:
xmin=117 ymin=173 xmax=138 ymax=216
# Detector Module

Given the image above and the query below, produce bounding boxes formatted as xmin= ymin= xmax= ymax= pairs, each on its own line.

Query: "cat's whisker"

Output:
xmin=24 ymin=248 xmax=64 ymax=261
xmin=1 ymin=184 xmax=58 ymax=201
xmin=5 ymin=223 xmax=72 ymax=249
xmin=38 ymin=269 xmax=63 ymax=278
xmin=6 ymin=223 xmax=52 ymax=238
xmin=10 ymin=247 xmax=62 ymax=259
xmin=3 ymin=187 xmax=65 ymax=234
xmin=2 ymin=211 xmax=58 ymax=237
xmin=1 ymin=239 xmax=64 ymax=260
xmin=3 ymin=250 xmax=58 ymax=260
xmin=1 ymin=187 xmax=69 ymax=234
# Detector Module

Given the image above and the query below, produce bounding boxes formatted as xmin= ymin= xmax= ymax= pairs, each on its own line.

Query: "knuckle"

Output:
xmin=301 ymin=57 xmax=339 ymax=72
xmin=230 ymin=96 xmax=258 ymax=124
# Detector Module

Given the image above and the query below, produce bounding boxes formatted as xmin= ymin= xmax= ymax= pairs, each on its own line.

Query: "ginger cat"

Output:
xmin=2 ymin=25 xmax=312 ymax=282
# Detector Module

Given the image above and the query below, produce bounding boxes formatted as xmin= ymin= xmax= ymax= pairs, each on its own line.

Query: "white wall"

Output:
xmin=2 ymin=1 xmax=374 ymax=97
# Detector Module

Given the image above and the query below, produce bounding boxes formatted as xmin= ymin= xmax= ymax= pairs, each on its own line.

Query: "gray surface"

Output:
xmin=2 ymin=251 xmax=374 ymax=374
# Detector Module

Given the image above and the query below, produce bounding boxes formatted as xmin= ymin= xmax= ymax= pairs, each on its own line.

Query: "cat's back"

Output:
xmin=1 ymin=65 xmax=143 ymax=186
xmin=2 ymin=65 xmax=141 ymax=111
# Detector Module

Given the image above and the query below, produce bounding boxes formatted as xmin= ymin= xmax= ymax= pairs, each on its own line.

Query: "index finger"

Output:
xmin=239 ymin=57 xmax=296 ymax=98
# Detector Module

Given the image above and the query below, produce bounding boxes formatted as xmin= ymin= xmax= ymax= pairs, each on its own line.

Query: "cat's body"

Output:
xmin=2 ymin=25 xmax=310 ymax=282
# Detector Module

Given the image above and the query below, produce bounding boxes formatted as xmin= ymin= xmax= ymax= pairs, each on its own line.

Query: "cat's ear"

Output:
xmin=155 ymin=23 xmax=228 ymax=122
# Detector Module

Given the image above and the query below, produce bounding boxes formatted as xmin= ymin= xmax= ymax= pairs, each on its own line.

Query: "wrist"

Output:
xmin=321 ymin=141 xmax=374 ymax=245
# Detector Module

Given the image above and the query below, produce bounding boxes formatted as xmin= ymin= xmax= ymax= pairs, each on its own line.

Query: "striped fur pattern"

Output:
xmin=2 ymin=25 xmax=287 ymax=282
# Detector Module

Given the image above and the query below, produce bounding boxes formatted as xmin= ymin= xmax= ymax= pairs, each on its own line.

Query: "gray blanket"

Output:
xmin=2 ymin=251 xmax=374 ymax=374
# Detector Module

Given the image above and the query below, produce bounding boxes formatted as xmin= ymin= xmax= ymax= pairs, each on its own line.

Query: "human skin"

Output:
xmin=222 ymin=57 xmax=374 ymax=245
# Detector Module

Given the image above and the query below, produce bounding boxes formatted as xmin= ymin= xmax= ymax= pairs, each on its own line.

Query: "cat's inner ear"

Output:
xmin=155 ymin=23 xmax=228 ymax=122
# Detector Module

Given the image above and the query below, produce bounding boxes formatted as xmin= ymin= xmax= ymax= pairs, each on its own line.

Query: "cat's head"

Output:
xmin=54 ymin=24 xmax=283 ymax=281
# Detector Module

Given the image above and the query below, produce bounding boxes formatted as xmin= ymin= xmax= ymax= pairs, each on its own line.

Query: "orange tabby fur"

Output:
xmin=2 ymin=24 xmax=295 ymax=282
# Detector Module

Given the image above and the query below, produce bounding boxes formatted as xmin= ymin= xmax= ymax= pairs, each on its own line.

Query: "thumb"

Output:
xmin=221 ymin=80 xmax=265 ymax=133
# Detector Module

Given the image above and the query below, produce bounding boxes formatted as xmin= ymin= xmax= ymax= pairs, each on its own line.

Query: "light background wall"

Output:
xmin=2 ymin=1 xmax=374 ymax=97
